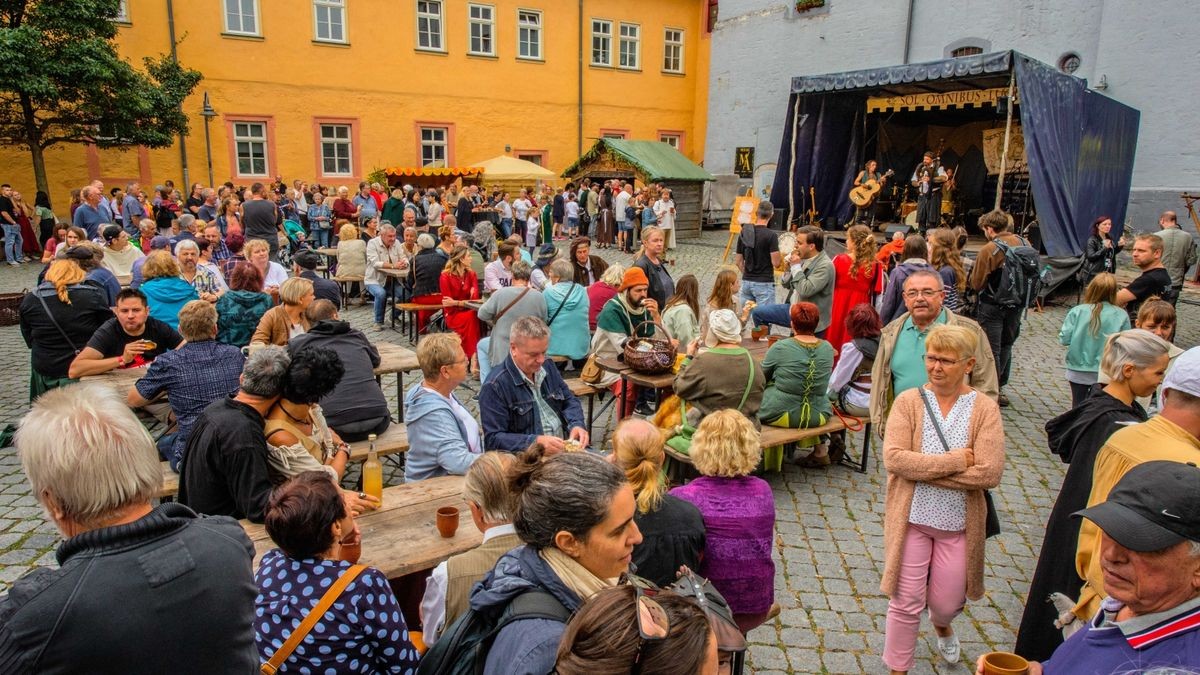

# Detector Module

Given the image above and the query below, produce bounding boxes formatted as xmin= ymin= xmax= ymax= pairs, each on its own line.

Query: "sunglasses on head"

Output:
xmin=632 ymin=584 xmax=670 ymax=673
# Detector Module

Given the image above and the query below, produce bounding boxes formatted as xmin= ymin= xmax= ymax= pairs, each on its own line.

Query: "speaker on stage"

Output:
xmin=885 ymin=224 xmax=913 ymax=237
xmin=822 ymin=215 xmax=839 ymax=231
xmin=768 ymin=210 xmax=787 ymax=231
xmin=997 ymin=95 xmax=1010 ymax=117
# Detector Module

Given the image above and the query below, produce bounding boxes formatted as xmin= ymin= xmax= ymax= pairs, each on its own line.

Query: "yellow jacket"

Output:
xmin=1073 ymin=414 xmax=1200 ymax=619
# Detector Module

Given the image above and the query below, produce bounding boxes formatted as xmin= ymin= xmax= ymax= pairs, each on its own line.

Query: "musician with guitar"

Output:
xmin=910 ymin=151 xmax=947 ymax=235
xmin=850 ymin=160 xmax=892 ymax=227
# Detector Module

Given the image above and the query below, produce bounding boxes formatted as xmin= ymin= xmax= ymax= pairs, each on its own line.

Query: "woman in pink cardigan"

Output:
xmin=880 ymin=324 xmax=1005 ymax=674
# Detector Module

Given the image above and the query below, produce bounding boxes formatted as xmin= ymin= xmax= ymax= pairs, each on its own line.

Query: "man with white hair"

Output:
xmin=0 ymin=383 xmax=258 ymax=672
xmin=176 ymin=239 xmax=222 ymax=302
xmin=365 ymin=222 xmax=408 ymax=329
xmin=178 ymin=346 xmax=290 ymax=522
xmin=72 ymin=185 xmax=106 ymax=240
xmin=196 ymin=187 xmax=219 ymax=223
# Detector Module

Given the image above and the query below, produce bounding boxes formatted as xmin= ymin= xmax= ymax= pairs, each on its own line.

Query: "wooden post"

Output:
xmin=994 ymin=71 xmax=1017 ymax=212
xmin=787 ymin=97 xmax=800 ymax=227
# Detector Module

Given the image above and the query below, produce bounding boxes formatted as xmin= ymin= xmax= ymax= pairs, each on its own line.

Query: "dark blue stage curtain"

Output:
xmin=770 ymin=92 xmax=865 ymax=227
xmin=1015 ymin=54 xmax=1139 ymax=256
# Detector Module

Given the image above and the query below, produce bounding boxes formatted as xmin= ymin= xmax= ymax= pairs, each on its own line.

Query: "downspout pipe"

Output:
xmin=902 ymin=0 xmax=915 ymax=64
xmin=167 ymin=0 xmax=190 ymax=188
xmin=577 ymin=0 xmax=584 ymax=156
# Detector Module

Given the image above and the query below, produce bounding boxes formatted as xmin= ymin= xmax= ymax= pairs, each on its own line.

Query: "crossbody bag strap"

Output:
xmin=261 ymin=564 xmax=367 ymax=675
xmin=737 ymin=351 xmax=756 ymax=410
xmin=918 ymin=388 xmax=952 ymax=453
xmin=34 ymin=291 xmax=81 ymax=355
xmin=546 ymin=282 xmax=577 ymax=326
xmin=491 ymin=286 xmax=531 ymax=324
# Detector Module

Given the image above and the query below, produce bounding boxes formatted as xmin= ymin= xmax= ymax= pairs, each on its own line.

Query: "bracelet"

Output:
xmin=335 ymin=443 xmax=350 ymax=458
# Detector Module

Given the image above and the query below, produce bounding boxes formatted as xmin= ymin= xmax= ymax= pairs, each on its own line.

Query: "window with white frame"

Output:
xmin=115 ymin=0 xmax=130 ymax=22
xmin=233 ymin=122 xmax=269 ymax=176
xmin=314 ymin=0 xmax=346 ymax=43
xmin=663 ymin=28 xmax=683 ymax=73
xmin=618 ymin=23 xmax=640 ymax=69
xmin=659 ymin=133 xmax=681 ymax=149
xmin=591 ymin=19 xmax=612 ymax=66
xmin=320 ymin=124 xmax=352 ymax=176
xmin=468 ymin=4 xmax=495 ymax=56
xmin=518 ymin=9 xmax=542 ymax=60
xmin=601 ymin=131 xmax=627 ymax=140
xmin=420 ymin=127 xmax=448 ymax=166
xmin=417 ymin=1 xmax=444 ymax=51
xmin=516 ymin=153 xmax=543 ymax=166
xmin=224 ymin=0 xmax=260 ymax=36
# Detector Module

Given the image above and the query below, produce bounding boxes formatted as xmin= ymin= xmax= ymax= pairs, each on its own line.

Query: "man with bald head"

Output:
xmin=1156 ymin=210 xmax=1196 ymax=301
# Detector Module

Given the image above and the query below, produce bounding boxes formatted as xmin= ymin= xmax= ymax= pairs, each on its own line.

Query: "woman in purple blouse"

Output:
xmin=670 ymin=409 xmax=778 ymax=633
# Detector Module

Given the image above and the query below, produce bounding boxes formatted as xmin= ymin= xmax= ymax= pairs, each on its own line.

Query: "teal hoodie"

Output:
xmin=1059 ymin=302 xmax=1130 ymax=372
xmin=543 ymin=281 xmax=590 ymax=360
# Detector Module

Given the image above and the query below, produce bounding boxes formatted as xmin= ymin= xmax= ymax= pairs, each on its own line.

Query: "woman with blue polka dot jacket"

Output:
xmin=255 ymin=471 xmax=420 ymax=674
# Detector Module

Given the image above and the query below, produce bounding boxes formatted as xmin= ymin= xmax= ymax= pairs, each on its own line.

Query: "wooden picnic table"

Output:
xmin=377 ymin=267 xmax=408 ymax=330
xmin=81 ymin=366 xmax=148 ymax=400
xmin=241 ymin=475 xmax=480 ymax=579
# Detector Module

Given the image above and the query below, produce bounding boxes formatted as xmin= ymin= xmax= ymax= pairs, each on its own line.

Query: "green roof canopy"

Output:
xmin=562 ymin=139 xmax=715 ymax=183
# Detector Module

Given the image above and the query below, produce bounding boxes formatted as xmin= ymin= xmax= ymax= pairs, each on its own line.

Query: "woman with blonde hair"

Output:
xmin=827 ymin=224 xmax=885 ymax=356
xmin=928 ymin=228 xmax=966 ymax=312
xmin=18 ymin=259 xmax=112 ymax=399
xmin=243 ymin=238 xmax=288 ymax=297
xmin=881 ymin=324 xmax=1004 ymax=674
xmin=699 ymin=267 xmax=752 ymax=339
xmin=335 ymin=221 xmax=366 ymax=302
xmin=420 ymin=452 xmax=521 ymax=645
xmin=439 ymin=245 xmax=481 ymax=359
xmin=250 ymin=277 xmax=314 ymax=346
xmin=611 ymin=418 xmax=705 ymax=587
xmin=670 ymin=409 xmax=776 ymax=633
xmin=140 ymin=251 xmax=199 ymax=330
xmin=1058 ymin=272 xmax=1130 ymax=407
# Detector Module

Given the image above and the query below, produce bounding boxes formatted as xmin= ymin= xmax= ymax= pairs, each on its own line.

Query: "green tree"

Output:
xmin=0 ymin=0 xmax=202 ymax=195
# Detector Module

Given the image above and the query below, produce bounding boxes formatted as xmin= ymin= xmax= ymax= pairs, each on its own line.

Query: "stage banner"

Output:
xmin=982 ymin=126 xmax=1027 ymax=174
xmin=867 ymin=87 xmax=1011 ymax=113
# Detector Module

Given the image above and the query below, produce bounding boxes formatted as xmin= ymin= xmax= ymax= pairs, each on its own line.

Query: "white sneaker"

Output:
xmin=936 ymin=632 xmax=961 ymax=664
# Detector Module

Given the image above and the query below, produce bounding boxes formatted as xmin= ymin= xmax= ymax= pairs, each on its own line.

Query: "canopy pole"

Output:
xmin=994 ymin=70 xmax=1016 ymax=212
xmin=787 ymin=96 xmax=800 ymax=227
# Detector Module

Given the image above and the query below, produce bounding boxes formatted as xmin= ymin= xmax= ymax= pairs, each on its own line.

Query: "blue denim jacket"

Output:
xmin=479 ymin=357 xmax=586 ymax=452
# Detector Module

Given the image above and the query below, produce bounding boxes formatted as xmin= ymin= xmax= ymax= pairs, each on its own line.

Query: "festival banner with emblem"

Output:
xmin=867 ymin=87 xmax=1014 ymax=113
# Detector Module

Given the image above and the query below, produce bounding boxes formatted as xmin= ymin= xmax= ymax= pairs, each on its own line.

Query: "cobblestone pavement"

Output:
xmin=0 ymin=230 xmax=1195 ymax=673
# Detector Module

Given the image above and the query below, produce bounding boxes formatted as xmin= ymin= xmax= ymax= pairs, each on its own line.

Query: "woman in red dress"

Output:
xmin=12 ymin=191 xmax=41 ymax=258
xmin=826 ymin=224 xmax=885 ymax=358
xmin=439 ymin=245 xmax=481 ymax=363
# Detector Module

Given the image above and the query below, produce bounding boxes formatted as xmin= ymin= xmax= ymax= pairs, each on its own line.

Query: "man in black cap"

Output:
xmin=982 ymin=461 xmax=1200 ymax=674
xmin=292 ymin=249 xmax=341 ymax=309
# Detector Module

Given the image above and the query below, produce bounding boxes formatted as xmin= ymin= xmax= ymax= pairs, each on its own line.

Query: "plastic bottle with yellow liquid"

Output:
xmin=362 ymin=433 xmax=383 ymax=504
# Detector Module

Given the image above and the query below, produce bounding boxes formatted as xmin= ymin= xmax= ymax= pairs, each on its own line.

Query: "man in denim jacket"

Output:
xmin=480 ymin=316 xmax=589 ymax=453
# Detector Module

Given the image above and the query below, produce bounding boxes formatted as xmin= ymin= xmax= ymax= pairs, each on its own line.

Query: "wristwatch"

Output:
xmin=335 ymin=442 xmax=351 ymax=458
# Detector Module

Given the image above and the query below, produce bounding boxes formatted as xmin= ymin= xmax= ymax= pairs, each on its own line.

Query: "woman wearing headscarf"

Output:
xmin=530 ymin=243 xmax=558 ymax=291
xmin=673 ymin=308 xmax=765 ymax=428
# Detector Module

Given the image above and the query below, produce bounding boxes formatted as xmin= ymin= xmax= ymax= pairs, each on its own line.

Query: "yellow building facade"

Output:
xmin=2 ymin=0 xmax=710 ymax=206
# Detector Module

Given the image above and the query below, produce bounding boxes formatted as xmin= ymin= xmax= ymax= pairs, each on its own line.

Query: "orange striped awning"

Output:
xmin=385 ymin=166 xmax=484 ymax=178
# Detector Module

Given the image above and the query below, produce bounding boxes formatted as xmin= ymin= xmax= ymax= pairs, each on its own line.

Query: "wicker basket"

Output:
xmin=623 ymin=320 xmax=678 ymax=374
xmin=0 ymin=291 xmax=25 ymax=327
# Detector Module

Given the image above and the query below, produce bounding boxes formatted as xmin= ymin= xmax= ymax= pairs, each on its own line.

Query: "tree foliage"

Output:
xmin=0 ymin=0 xmax=202 ymax=191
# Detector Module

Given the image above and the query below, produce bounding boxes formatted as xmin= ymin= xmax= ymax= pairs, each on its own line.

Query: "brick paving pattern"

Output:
xmin=0 ymin=230 xmax=1195 ymax=673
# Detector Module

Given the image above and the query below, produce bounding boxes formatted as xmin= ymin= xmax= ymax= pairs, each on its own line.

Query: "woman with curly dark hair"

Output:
xmin=255 ymin=471 xmax=419 ymax=673
xmin=261 ymin=346 xmax=378 ymax=515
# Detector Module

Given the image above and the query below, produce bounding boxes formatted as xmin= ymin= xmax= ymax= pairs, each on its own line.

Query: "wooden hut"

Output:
xmin=561 ymin=139 xmax=714 ymax=239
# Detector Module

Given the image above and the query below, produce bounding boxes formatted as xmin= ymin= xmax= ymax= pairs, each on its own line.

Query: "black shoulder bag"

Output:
xmin=919 ymin=389 xmax=1001 ymax=538
xmin=35 ymin=292 xmax=82 ymax=355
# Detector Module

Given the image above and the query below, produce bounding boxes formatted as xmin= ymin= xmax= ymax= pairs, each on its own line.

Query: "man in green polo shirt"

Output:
xmin=869 ymin=269 xmax=999 ymax=434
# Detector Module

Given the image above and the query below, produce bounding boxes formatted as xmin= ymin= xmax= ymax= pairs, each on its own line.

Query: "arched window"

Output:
xmin=951 ymin=46 xmax=983 ymax=58
xmin=944 ymin=39 xmax=991 ymax=59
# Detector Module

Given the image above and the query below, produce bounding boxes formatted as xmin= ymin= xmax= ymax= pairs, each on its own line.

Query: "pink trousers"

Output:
xmin=883 ymin=523 xmax=967 ymax=671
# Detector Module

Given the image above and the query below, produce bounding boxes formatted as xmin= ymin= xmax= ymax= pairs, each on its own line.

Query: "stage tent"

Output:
xmin=769 ymin=51 xmax=1140 ymax=257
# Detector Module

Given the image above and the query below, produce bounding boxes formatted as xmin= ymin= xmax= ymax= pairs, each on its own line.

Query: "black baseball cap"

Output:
xmin=1073 ymin=460 xmax=1200 ymax=552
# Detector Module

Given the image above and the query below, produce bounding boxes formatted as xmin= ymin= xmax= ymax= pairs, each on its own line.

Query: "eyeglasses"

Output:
xmin=903 ymin=289 xmax=944 ymax=299
xmin=924 ymin=354 xmax=968 ymax=367
xmin=632 ymin=584 xmax=670 ymax=673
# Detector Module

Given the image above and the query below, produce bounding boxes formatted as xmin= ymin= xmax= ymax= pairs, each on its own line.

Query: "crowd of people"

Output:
xmin=3 ymin=171 xmax=1200 ymax=673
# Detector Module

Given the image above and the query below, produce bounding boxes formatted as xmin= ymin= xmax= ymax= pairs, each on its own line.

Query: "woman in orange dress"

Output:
xmin=826 ymin=224 xmax=886 ymax=358
xmin=439 ymin=245 xmax=481 ymax=362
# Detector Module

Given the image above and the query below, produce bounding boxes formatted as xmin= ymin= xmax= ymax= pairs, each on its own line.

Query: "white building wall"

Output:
xmin=705 ymin=0 xmax=1200 ymax=229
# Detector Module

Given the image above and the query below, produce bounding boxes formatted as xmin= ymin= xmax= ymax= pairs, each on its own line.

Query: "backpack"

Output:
xmin=986 ymin=237 xmax=1042 ymax=309
xmin=416 ymin=589 xmax=571 ymax=675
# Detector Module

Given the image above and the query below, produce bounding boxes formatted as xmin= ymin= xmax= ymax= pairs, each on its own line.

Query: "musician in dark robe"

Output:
xmin=910 ymin=151 xmax=946 ymax=234
xmin=1012 ymin=382 xmax=1147 ymax=662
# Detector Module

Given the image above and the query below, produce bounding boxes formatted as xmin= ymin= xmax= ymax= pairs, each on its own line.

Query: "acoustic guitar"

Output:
xmin=849 ymin=169 xmax=894 ymax=207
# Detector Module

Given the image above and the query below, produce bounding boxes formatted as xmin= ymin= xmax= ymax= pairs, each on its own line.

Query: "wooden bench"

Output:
xmin=332 ymin=274 xmax=364 ymax=306
xmin=159 ymin=424 xmax=411 ymax=499
xmin=663 ymin=415 xmax=872 ymax=484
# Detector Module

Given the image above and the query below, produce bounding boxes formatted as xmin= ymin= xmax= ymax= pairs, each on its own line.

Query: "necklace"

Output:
xmin=281 ymin=403 xmax=312 ymax=426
